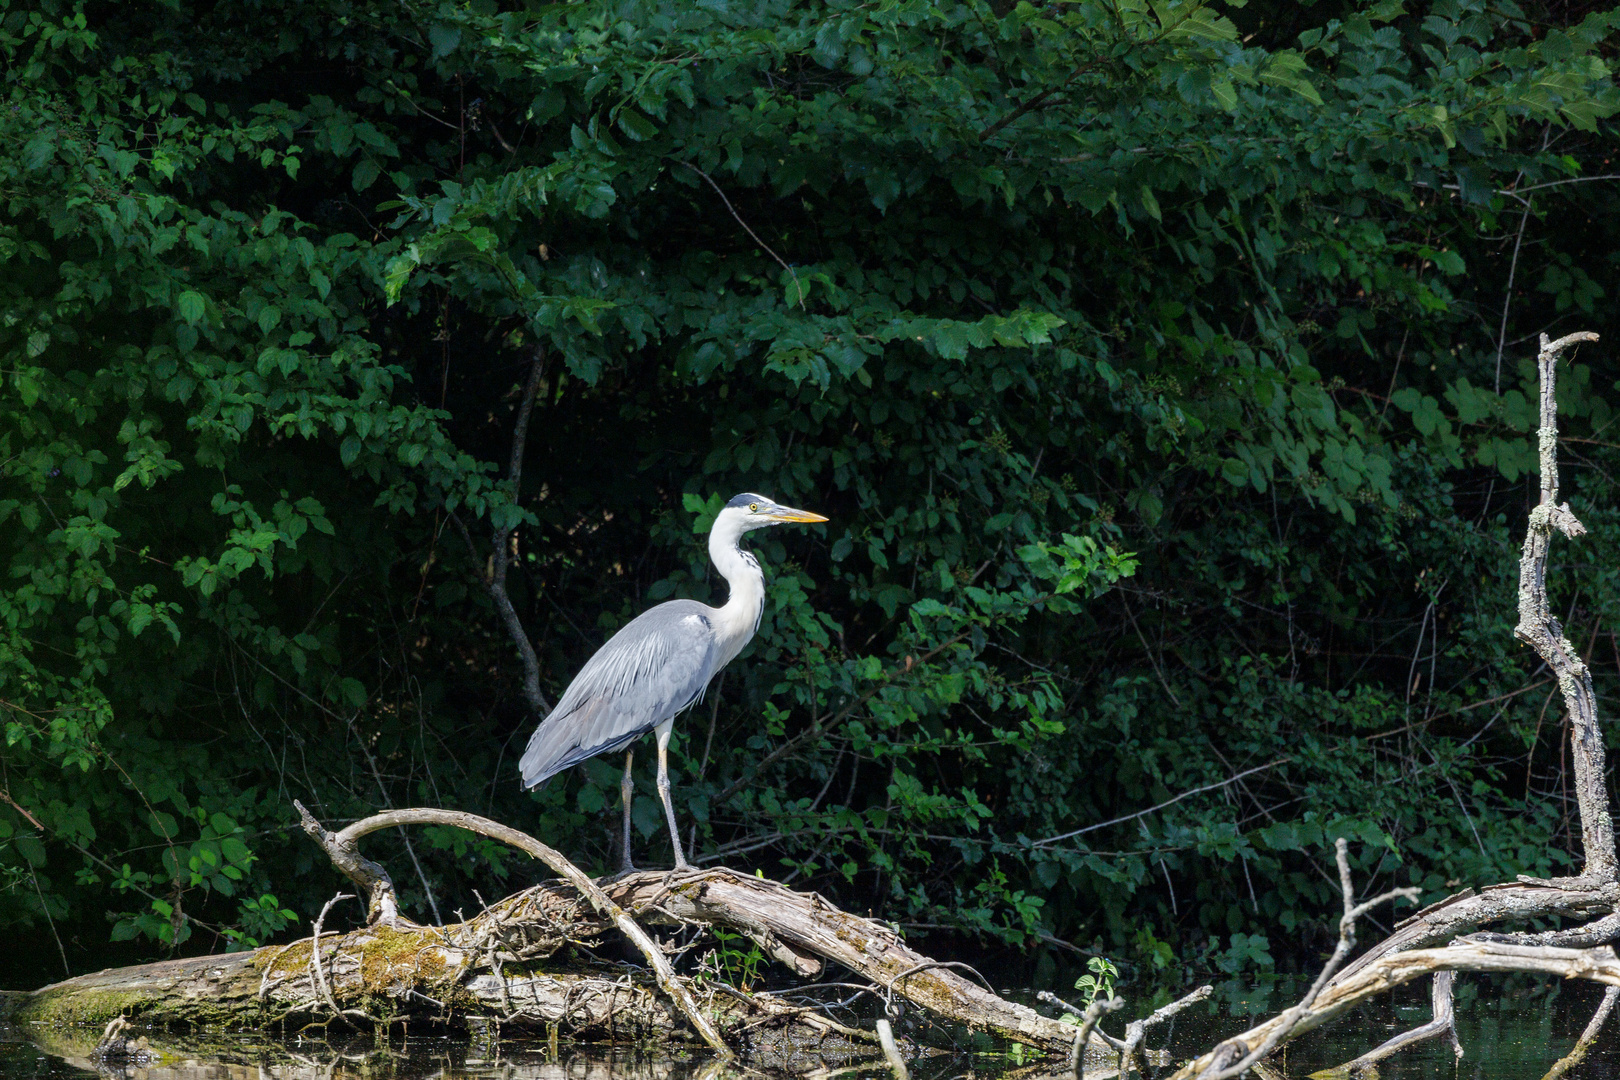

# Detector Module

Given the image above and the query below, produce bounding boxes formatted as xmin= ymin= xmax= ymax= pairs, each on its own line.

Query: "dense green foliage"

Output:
xmin=4 ymin=0 xmax=1620 ymax=992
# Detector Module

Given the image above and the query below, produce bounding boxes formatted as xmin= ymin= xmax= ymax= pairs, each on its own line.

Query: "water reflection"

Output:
xmin=9 ymin=1029 xmax=731 ymax=1080
xmin=3 ymin=1027 xmax=928 ymax=1080
xmin=7 ymin=978 xmax=1620 ymax=1080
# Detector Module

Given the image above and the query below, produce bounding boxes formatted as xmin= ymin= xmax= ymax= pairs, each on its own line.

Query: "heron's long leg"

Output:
xmin=620 ymin=750 xmax=637 ymax=874
xmin=655 ymin=722 xmax=692 ymax=870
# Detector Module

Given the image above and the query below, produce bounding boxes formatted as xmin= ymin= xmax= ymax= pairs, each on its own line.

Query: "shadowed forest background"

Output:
xmin=4 ymin=0 xmax=1620 ymax=998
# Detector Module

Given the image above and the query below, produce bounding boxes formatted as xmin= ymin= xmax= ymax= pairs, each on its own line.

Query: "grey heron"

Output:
xmin=519 ymin=493 xmax=828 ymax=871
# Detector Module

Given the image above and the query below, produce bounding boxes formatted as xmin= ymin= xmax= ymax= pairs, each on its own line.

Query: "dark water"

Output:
xmin=4 ymin=980 xmax=1620 ymax=1080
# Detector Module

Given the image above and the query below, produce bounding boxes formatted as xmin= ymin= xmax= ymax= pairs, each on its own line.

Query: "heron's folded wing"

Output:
xmin=519 ymin=605 xmax=716 ymax=789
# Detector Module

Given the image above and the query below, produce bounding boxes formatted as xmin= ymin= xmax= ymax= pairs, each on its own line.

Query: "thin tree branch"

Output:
xmin=678 ymin=162 xmax=803 ymax=307
xmin=488 ymin=347 xmax=551 ymax=716
xmin=980 ymin=60 xmax=1104 ymax=143
xmin=1542 ymin=984 xmax=1620 ymax=1080
xmin=1030 ymin=760 xmax=1286 ymax=848
xmin=1512 ymin=173 xmax=1620 ymax=196
xmin=1193 ymin=839 xmax=1419 ymax=1079
xmin=1494 ymin=195 xmax=1533 ymax=392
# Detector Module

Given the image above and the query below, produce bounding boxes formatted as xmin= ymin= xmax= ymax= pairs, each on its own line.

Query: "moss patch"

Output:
xmin=16 ymin=987 xmax=158 ymax=1027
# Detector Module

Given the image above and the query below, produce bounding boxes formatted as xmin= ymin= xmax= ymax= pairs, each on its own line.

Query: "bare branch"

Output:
xmin=308 ymin=891 xmax=373 ymax=1025
xmin=875 ymin=1018 xmax=910 ymax=1080
xmin=1192 ymin=839 xmax=1419 ymax=1080
xmin=678 ymin=162 xmax=803 ymax=308
xmin=1119 ymin=984 xmax=1212 ymax=1076
xmin=297 ymin=804 xmax=732 ymax=1058
xmin=1335 ymin=970 xmax=1461 ymax=1071
xmin=488 ymin=347 xmax=552 ymax=716
xmin=1031 ymin=761 xmax=1286 ymax=848
xmin=1513 ymin=330 xmax=1611 ymax=885
xmin=1175 ymin=940 xmax=1620 ymax=1077
xmin=1543 ymin=985 xmax=1620 ymax=1080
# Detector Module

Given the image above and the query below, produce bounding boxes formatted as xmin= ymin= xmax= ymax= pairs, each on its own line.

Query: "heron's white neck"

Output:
xmin=707 ymin=512 xmax=766 ymax=668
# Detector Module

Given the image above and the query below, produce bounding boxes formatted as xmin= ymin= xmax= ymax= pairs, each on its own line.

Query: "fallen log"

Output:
xmin=13 ymin=806 xmax=1094 ymax=1065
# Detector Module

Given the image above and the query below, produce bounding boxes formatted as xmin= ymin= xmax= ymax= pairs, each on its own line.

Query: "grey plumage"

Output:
xmin=519 ymin=601 xmax=718 ymax=788
xmin=517 ymin=493 xmax=827 ymax=870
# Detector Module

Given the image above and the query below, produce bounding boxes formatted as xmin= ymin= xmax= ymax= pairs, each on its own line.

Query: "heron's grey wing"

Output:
xmin=519 ymin=602 xmax=718 ymax=789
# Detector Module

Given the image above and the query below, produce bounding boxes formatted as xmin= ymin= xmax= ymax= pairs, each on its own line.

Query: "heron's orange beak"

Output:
xmin=770 ymin=506 xmax=829 ymax=524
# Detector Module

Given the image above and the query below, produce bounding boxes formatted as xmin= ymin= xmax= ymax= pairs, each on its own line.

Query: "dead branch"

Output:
xmin=1543 ymin=984 xmax=1620 ymax=1080
xmin=1073 ymin=999 xmax=1122 ymax=1079
xmin=1179 ymin=330 xmax=1619 ymax=1077
xmin=606 ymin=869 xmax=1084 ymax=1052
xmin=874 ymin=1018 xmax=909 ymax=1080
xmin=1514 ymin=330 xmax=1612 ymax=886
xmin=1189 ymin=839 xmax=1418 ymax=1080
xmin=307 ymin=891 xmax=373 ymax=1025
xmin=1035 ymin=990 xmax=1122 ymax=1075
xmin=1327 ymin=878 xmax=1618 ymax=985
xmin=295 ymin=804 xmax=730 ymax=1058
xmin=1174 ymin=940 xmax=1620 ymax=1077
xmin=1117 ymin=985 xmax=1211 ymax=1075
xmin=296 ymin=801 xmax=408 ymax=927
xmin=1333 ymin=970 xmax=1460 ymax=1071
xmin=23 ymin=810 xmax=1089 ymax=1063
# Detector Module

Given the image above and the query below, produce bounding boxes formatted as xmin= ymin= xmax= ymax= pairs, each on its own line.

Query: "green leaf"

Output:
xmin=353 ymin=157 xmax=382 ymax=191
xmin=617 ymin=109 xmax=658 ymax=141
xmin=1258 ymin=51 xmax=1323 ymax=105
xmin=428 ymin=24 xmax=461 ymax=59
xmin=176 ymin=290 xmax=207 ymax=325
xmin=338 ymin=677 xmax=367 ymax=708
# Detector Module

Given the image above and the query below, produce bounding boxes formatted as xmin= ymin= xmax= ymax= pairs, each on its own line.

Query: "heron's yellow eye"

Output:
xmin=749 ymin=502 xmax=759 ymax=512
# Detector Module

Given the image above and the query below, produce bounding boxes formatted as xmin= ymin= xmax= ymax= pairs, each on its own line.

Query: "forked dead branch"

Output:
xmin=1172 ymin=330 xmax=1620 ymax=1076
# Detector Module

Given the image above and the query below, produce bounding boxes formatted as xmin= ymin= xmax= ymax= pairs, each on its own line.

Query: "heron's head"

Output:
xmin=715 ymin=493 xmax=828 ymax=535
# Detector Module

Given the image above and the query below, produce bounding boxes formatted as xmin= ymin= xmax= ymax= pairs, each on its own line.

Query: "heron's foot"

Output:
xmin=599 ymin=862 xmax=642 ymax=884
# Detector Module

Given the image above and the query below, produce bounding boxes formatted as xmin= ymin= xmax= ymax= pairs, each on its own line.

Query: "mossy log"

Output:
xmin=15 ymin=810 xmax=1087 ymax=1061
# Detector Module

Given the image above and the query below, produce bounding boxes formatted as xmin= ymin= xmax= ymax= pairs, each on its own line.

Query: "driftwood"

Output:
xmin=16 ymin=802 xmax=1107 ymax=1070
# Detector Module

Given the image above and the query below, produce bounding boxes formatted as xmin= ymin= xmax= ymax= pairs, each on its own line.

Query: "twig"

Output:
xmin=256 ymin=939 xmax=304 ymax=1001
xmin=1031 ymin=761 xmax=1285 ymax=847
xmin=1192 ymin=839 xmax=1419 ymax=1079
xmin=979 ymin=59 xmax=1104 ymax=143
xmin=1038 ymin=989 xmax=1128 ymax=1078
xmin=1494 ymin=195 xmax=1533 ymax=392
xmin=1118 ymin=985 xmax=1213 ymax=1072
xmin=309 ymin=892 xmax=372 ymax=1024
xmin=1512 ymin=173 xmax=1620 ymax=196
xmin=1074 ymin=998 xmax=1123 ymax=1079
xmin=0 ymin=786 xmax=44 ymax=830
xmin=678 ymin=162 xmax=803 ymax=307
